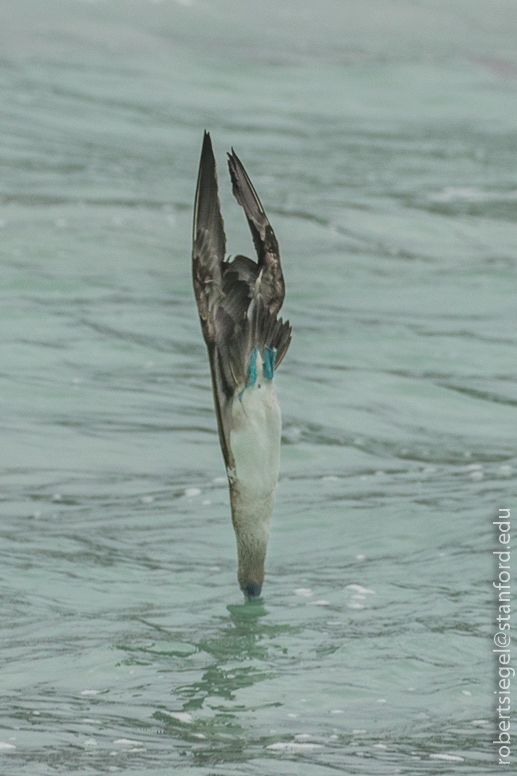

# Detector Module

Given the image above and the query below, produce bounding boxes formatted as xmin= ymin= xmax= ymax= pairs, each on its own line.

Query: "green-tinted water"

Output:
xmin=1 ymin=1 xmax=516 ymax=773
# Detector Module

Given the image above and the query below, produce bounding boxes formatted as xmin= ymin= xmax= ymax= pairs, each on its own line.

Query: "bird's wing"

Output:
xmin=193 ymin=135 xmax=291 ymax=467
xmin=227 ymin=149 xmax=285 ymax=317
xmin=192 ymin=131 xmax=226 ymax=344
xmin=192 ymin=132 xmax=236 ymax=468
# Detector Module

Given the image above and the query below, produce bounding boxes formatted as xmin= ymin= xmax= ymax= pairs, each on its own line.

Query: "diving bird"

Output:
xmin=192 ymin=132 xmax=291 ymax=598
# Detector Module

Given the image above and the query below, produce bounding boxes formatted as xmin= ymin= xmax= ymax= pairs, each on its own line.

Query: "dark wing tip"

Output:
xmin=193 ymin=130 xmax=225 ymax=251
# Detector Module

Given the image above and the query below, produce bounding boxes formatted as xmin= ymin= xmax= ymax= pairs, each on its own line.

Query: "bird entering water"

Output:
xmin=192 ymin=132 xmax=291 ymax=598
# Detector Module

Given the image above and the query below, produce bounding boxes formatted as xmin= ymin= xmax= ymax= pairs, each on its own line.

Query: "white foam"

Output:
xmin=141 ymin=496 xmax=154 ymax=503
xmin=462 ymin=690 xmax=472 ymax=696
xmin=346 ymin=584 xmax=375 ymax=594
xmin=0 ymin=743 xmax=16 ymax=750
xmin=294 ymin=588 xmax=313 ymax=597
xmin=162 ymin=711 xmax=193 ymax=724
xmin=113 ymin=739 xmax=144 ymax=746
xmin=430 ymin=186 xmax=517 ymax=203
xmin=81 ymin=690 xmax=100 ymax=696
xmin=83 ymin=739 xmax=98 ymax=747
xmin=312 ymin=599 xmax=330 ymax=606
xmin=355 ymin=554 xmax=366 ymax=560
xmin=322 ymin=475 xmax=338 ymax=481
xmin=430 ymin=753 xmax=464 ymax=762
xmin=373 ymin=743 xmax=387 ymax=749
xmin=377 ymin=699 xmax=386 ymax=703
xmin=185 ymin=487 xmax=201 ymax=497
xmin=213 ymin=477 xmax=226 ymax=484
xmin=330 ymin=709 xmax=344 ymax=714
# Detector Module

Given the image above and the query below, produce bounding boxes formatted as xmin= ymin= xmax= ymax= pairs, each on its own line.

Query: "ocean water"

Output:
xmin=1 ymin=1 xmax=516 ymax=773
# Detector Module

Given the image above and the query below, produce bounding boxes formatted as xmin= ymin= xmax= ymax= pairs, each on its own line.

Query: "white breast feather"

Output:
xmin=229 ymin=361 xmax=281 ymax=499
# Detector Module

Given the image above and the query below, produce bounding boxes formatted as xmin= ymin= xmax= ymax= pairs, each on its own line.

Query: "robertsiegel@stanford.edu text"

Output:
xmin=493 ymin=508 xmax=512 ymax=766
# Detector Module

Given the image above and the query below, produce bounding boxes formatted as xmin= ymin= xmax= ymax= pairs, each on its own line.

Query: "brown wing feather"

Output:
xmin=227 ymin=149 xmax=285 ymax=317
xmin=192 ymin=134 xmax=291 ymax=469
xmin=192 ymin=132 xmax=235 ymax=468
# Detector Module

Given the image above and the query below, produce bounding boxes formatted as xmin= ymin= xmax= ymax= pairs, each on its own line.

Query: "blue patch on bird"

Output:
xmin=248 ymin=348 xmax=258 ymax=387
xmin=263 ymin=347 xmax=276 ymax=380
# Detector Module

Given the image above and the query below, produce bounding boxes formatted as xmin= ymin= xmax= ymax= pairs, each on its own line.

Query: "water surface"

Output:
xmin=1 ymin=1 xmax=517 ymax=774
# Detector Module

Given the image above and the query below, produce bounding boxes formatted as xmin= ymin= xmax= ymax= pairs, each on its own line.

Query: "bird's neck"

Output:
xmin=227 ymin=371 xmax=282 ymax=594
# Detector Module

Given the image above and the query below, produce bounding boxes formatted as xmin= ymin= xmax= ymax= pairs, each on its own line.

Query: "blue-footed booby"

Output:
xmin=192 ymin=132 xmax=291 ymax=598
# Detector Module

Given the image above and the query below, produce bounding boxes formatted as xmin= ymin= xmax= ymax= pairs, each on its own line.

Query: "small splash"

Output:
xmin=346 ymin=584 xmax=375 ymax=595
xmin=185 ymin=487 xmax=201 ymax=497
xmin=267 ymin=742 xmax=323 ymax=752
xmin=162 ymin=711 xmax=193 ymax=724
